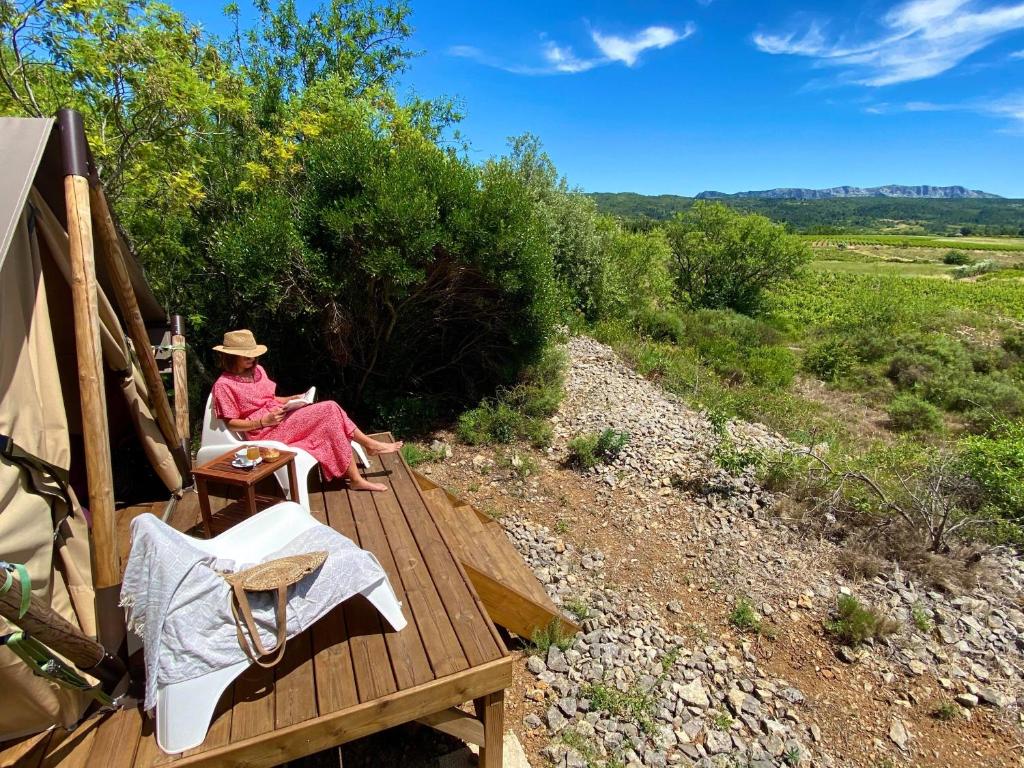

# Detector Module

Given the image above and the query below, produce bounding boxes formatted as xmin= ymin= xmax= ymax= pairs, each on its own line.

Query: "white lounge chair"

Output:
xmin=153 ymin=501 xmax=406 ymax=753
xmin=196 ymin=394 xmax=369 ymax=511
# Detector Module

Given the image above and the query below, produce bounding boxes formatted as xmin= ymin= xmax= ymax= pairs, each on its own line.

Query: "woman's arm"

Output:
xmin=227 ymin=408 xmax=285 ymax=432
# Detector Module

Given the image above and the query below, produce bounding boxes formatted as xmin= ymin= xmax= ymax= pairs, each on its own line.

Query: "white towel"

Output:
xmin=120 ymin=513 xmax=390 ymax=710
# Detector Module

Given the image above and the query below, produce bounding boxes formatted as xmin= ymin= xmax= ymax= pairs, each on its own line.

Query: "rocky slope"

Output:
xmin=423 ymin=336 xmax=1023 ymax=768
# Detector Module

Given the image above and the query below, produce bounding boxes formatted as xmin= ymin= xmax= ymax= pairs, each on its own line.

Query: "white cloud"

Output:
xmin=450 ymin=22 xmax=691 ymax=75
xmin=863 ymin=92 xmax=1024 ymax=129
xmin=1011 ymin=48 xmax=1024 ymax=57
xmin=591 ymin=24 xmax=693 ymax=67
xmin=754 ymin=0 xmax=1024 ymax=86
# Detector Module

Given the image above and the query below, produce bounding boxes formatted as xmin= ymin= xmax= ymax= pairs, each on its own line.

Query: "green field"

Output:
xmin=809 ymin=260 xmax=955 ymax=277
xmin=802 ymin=233 xmax=1024 ymax=251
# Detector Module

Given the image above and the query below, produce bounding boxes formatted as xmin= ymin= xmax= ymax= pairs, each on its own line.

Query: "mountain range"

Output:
xmin=695 ymin=185 xmax=1001 ymax=200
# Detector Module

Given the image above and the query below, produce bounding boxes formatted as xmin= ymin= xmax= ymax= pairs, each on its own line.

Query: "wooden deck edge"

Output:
xmin=413 ymin=469 xmax=580 ymax=638
xmin=464 ymin=563 xmax=580 ymax=639
xmin=173 ymin=656 xmax=513 ymax=768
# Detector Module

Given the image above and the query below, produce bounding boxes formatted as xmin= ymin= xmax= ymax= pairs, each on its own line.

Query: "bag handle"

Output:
xmin=228 ymin=580 xmax=289 ymax=668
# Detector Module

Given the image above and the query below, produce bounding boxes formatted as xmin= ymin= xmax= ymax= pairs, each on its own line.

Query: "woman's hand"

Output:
xmin=263 ymin=407 xmax=286 ymax=427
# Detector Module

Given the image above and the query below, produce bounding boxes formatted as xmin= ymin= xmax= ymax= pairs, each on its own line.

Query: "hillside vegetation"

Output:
xmin=590 ymin=192 xmax=1024 ymax=236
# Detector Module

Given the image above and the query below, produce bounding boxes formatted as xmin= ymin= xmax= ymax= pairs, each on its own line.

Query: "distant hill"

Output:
xmin=696 ymin=185 xmax=1001 ymax=200
xmin=587 ymin=192 xmax=1024 ymax=236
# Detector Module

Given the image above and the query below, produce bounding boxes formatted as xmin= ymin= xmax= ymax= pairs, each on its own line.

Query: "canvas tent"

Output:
xmin=0 ymin=113 xmax=190 ymax=740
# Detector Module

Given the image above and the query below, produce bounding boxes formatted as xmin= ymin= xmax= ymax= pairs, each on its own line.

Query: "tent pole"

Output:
xmin=58 ymin=109 xmax=121 ymax=650
xmin=88 ymin=180 xmax=191 ymax=483
xmin=171 ymin=314 xmax=191 ymax=450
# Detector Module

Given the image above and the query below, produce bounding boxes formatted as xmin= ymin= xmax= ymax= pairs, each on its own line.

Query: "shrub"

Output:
xmin=803 ymin=338 xmax=856 ymax=382
xmin=942 ymin=250 xmax=973 ymax=265
xmin=400 ymin=443 xmax=444 ymax=467
xmin=714 ymin=437 xmax=763 ymax=474
xmin=635 ymin=307 xmax=685 ymax=343
xmin=528 ymin=618 xmax=573 ymax=655
xmin=567 ymin=429 xmax=630 ymax=470
xmin=887 ymin=394 xmax=943 ymax=432
xmin=825 ymin=595 xmax=898 ymax=647
xmin=729 ymin=597 xmax=761 ymax=633
xmin=665 ymin=202 xmax=811 ymax=313
xmin=953 ymin=259 xmax=998 ymax=279
xmin=456 ymin=401 xmax=522 ymax=445
xmin=1002 ymin=329 xmax=1024 ymax=357
xmin=746 ymin=346 xmax=797 ymax=388
xmin=958 ymin=423 xmax=1024 ymax=526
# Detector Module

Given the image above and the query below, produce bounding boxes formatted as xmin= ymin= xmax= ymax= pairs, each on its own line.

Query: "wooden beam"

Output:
xmin=171 ymin=657 xmax=512 ymax=768
xmin=170 ymin=314 xmax=190 ymax=450
xmin=474 ymin=690 xmax=504 ymax=768
xmin=415 ymin=707 xmax=484 ymax=746
xmin=64 ymin=171 xmax=118 ymax=590
xmin=87 ymin=179 xmax=188 ymax=474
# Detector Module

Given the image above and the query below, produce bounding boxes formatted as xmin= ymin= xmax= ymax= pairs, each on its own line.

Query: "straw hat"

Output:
xmin=213 ymin=329 xmax=267 ymax=358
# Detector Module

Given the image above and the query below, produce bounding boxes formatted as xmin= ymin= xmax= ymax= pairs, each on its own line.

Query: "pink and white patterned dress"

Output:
xmin=212 ymin=365 xmax=356 ymax=480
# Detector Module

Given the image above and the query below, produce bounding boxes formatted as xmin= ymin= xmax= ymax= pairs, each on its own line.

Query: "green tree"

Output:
xmin=664 ymin=201 xmax=810 ymax=314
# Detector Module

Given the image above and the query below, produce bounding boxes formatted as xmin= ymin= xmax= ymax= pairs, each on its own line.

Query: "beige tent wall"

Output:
xmin=0 ymin=209 xmax=91 ymax=739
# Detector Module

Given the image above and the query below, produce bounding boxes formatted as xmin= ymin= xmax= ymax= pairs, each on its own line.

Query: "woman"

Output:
xmin=211 ymin=329 xmax=402 ymax=492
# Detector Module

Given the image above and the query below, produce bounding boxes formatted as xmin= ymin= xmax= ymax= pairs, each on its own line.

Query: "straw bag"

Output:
xmin=223 ymin=551 xmax=328 ymax=667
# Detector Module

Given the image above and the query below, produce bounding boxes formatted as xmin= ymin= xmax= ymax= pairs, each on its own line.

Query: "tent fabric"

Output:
xmin=0 ymin=208 xmax=92 ymax=738
xmin=0 ymin=118 xmax=53 ymax=274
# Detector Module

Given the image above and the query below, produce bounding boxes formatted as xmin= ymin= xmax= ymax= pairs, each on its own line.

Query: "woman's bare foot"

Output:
xmin=349 ymin=478 xmax=387 ymax=492
xmin=366 ymin=439 xmax=403 ymax=456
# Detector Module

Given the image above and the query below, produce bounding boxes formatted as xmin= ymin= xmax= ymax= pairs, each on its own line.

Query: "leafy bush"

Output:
xmin=825 ymin=595 xmax=898 ymax=647
xmin=745 ymin=345 xmax=797 ymax=388
xmin=456 ymin=401 xmax=523 ymax=445
xmin=665 ymin=201 xmax=811 ymax=314
xmin=887 ymin=394 xmax=943 ymax=433
xmin=729 ymin=597 xmax=761 ymax=633
xmin=803 ymin=339 xmax=856 ymax=382
xmin=943 ymin=250 xmax=973 ymax=265
xmin=568 ymin=429 xmax=630 ymax=470
xmin=714 ymin=437 xmax=763 ymax=474
xmin=953 ymin=259 xmax=998 ymax=279
xmin=958 ymin=423 xmax=1024 ymax=527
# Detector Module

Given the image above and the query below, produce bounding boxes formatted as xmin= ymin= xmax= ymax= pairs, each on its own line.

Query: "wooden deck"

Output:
xmin=2 ymin=442 xmax=511 ymax=767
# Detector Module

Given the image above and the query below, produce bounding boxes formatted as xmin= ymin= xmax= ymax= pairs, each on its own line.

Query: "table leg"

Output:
xmin=287 ymin=460 xmax=299 ymax=503
xmin=245 ymin=484 xmax=257 ymax=518
xmin=197 ymin=478 xmax=213 ymax=538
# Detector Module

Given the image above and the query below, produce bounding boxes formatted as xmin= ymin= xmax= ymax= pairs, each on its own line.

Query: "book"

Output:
xmin=282 ymin=386 xmax=316 ymax=412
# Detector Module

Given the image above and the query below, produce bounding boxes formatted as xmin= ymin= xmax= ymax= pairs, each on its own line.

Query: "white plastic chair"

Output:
xmin=196 ymin=394 xmax=369 ymax=511
xmin=154 ymin=501 xmax=406 ymax=753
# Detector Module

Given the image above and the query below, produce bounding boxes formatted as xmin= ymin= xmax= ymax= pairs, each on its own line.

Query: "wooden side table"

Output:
xmin=192 ymin=447 xmax=299 ymax=537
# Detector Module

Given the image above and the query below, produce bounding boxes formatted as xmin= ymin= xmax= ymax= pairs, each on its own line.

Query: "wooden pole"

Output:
xmin=0 ymin=570 xmax=126 ymax=691
xmin=59 ymin=113 xmax=118 ymax=593
xmin=88 ymin=181 xmax=184 ymax=457
xmin=59 ymin=109 xmax=124 ymax=654
xmin=171 ymin=314 xmax=190 ymax=450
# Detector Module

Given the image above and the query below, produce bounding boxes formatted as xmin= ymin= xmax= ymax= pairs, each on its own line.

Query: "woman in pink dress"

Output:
xmin=211 ymin=329 xmax=402 ymax=492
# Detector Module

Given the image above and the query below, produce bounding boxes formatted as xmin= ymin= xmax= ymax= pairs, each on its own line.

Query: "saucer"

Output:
xmin=231 ymin=456 xmax=262 ymax=468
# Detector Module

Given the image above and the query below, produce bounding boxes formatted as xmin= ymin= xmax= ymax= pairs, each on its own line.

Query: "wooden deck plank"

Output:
xmin=182 ymin=693 xmax=232 ymax=758
xmin=325 ymin=485 xmax=397 ymax=701
xmin=40 ymin=725 xmax=95 ymax=768
xmin=0 ymin=730 xmax=53 ymax=768
xmin=274 ymin=632 xmax=316 ymax=728
xmin=172 ymin=657 xmax=512 ymax=768
xmin=90 ymin=706 xmax=143 ymax=768
xmin=380 ymin=450 xmax=501 ymax=667
xmin=351 ymin=482 xmax=433 ymax=690
xmin=229 ymin=664 xmax=276 ymax=743
xmin=133 ymin=714 xmax=171 ymax=767
xmin=307 ymin=481 xmax=359 ymax=717
xmin=367 ymin=461 xmax=468 ymax=678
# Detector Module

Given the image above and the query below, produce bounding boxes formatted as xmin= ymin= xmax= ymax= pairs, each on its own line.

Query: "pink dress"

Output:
xmin=212 ymin=365 xmax=356 ymax=480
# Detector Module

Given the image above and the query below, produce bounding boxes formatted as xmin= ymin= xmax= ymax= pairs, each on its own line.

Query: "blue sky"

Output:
xmin=179 ymin=0 xmax=1024 ymax=197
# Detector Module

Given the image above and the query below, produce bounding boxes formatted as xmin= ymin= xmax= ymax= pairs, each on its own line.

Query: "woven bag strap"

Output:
xmin=228 ymin=580 xmax=289 ymax=668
